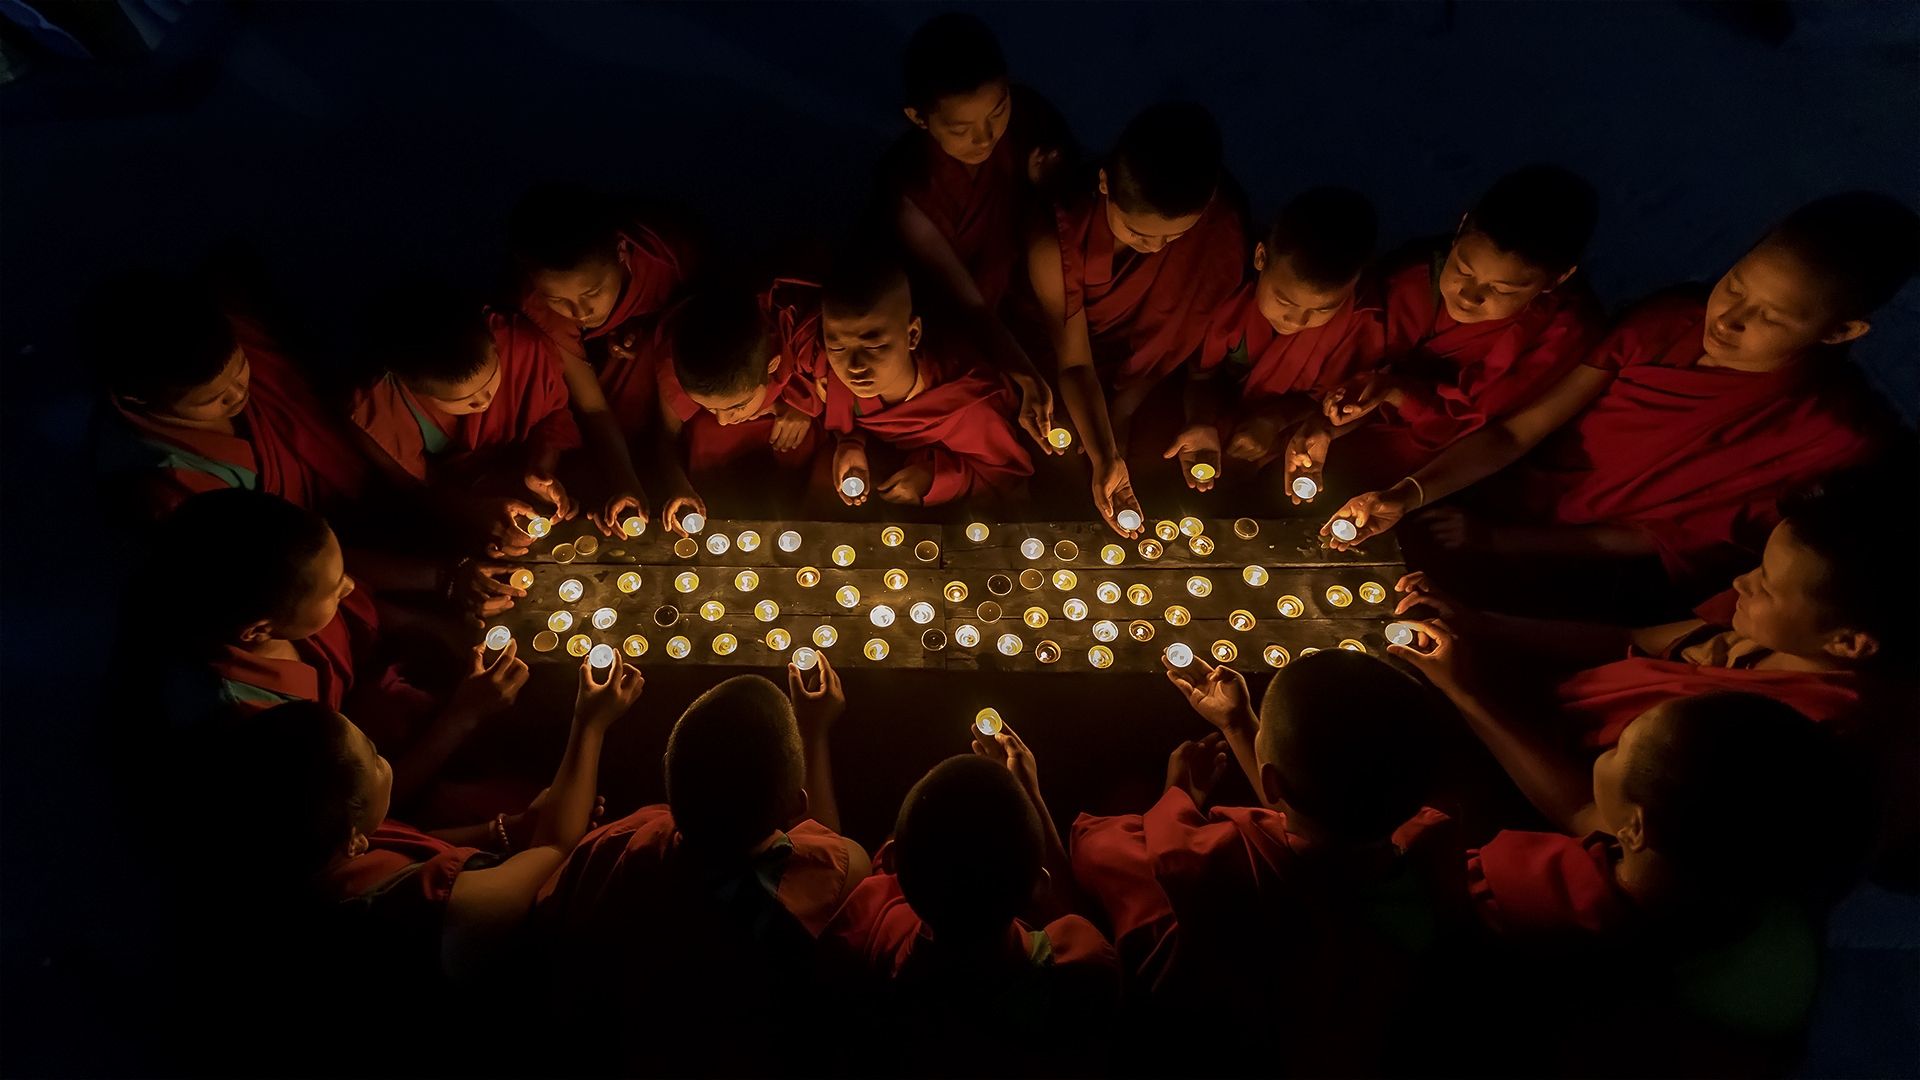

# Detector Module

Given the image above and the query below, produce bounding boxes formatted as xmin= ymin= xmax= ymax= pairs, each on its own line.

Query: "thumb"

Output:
xmin=1161 ymin=439 xmax=1182 ymax=459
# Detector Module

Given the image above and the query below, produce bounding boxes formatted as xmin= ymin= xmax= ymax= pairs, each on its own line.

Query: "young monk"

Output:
xmin=89 ymin=271 xmax=368 ymax=520
xmin=1070 ymin=649 xmax=1453 ymax=1074
xmin=145 ymin=488 xmax=526 ymax=811
xmin=1167 ymin=187 xmax=1383 ymax=497
xmin=825 ymin=746 xmax=1119 ymax=1071
xmin=1029 ymin=101 xmax=1248 ymax=535
xmin=817 ymin=244 xmax=1033 ymax=509
xmin=536 ymin=657 xmax=867 ymax=1074
xmin=881 ymin=12 xmax=1068 ymax=450
xmin=651 ymin=283 xmax=824 ymax=529
xmin=351 ymin=289 xmax=579 ymax=557
xmin=511 ymin=183 xmax=693 ymax=533
xmin=1325 ymin=192 xmax=1917 ymax=597
xmin=1314 ymin=165 xmax=1604 ymax=490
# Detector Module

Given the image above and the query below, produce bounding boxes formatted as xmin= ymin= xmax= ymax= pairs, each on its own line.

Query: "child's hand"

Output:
xmin=523 ymin=471 xmax=576 ymax=521
xmin=591 ymin=490 xmax=649 ymax=539
xmin=1163 ymin=655 xmax=1256 ymax=735
xmin=472 ymin=497 xmax=539 ymax=557
xmin=1322 ymin=372 xmax=1397 ymax=426
xmin=1385 ymin=618 xmax=1472 ymax=695
xmin=1165 ymin=732 xmax=1229 ymax=807
xmin=787 ymin=652 xmax=845 ymax=741
xmin=450 ymin=641 xmax=529 ymax=719
xmin=833 ymin=440 xmax=871 ymax=507
xmin=1283 ymin=418 xmax=1332 ymax=503
xmin=452 ymin=558 xmax=526 ymax=619
xmin=973 ymin=722 xmax=1043 ymax=808
xmin=877 ymin=463 xmax=933 ymax=506
xmin=1321 ymin=490 xmax=1408 ymax=551
xmin=661 ymin=490 xmax=707 ymax=537
xmin=1225 ymin=414 xmax=1282 ymax=464
xmin=1163 ymin=424 xmax=1222 ymax=492
xmin=1009 ymin=371 xmax=1059 ymax=453
xmin=575 ymin=655 xmax=643 ymax=732
xmin=768 ymin=399 xmax=812 ymax=454
xmin=1091 ymin=459 xmax=1144 ymax=538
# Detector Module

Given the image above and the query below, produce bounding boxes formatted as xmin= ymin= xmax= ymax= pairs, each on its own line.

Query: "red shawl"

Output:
xmin=656 ymin=281 xmax=825 ymax=475
xmin=815 ymin=342 xmax=1033 ymax=504
xmin=105 ymin=314 xmax=368 ymax=518
xmin=1378 ymin=243 xmax=1604 ymax=452
xmin=1467 ymin=830 xmax=1634 ymax=937
xmin=1198 ymin=279 xmax=1388 ymax=399
xmin=325 ymin=820 xmax=481 ymax=904
xmin=1054 ymin=192 xmax=1248 ymax=392
xmin=1519 ymin=291 xmax=1887 ymax=586
xmin=350 ymin=309 xmax=579 ymax=485
xmin=205 ymin=585 xmax=378 ymax=715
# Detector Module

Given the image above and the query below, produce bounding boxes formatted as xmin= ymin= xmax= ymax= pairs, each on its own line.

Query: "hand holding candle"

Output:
xmin=1162 ymin=424 xmax=1222 ymax=492
xmin=833 ymin=438 xmax=871 ymax=507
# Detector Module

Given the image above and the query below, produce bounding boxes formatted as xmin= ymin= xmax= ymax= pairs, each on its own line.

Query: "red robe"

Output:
xmin=321 ymin=820 xmax=491 ymax=1006
xmin=350 ymin=309 xmax=580 ymax=486
xmin=102 ymin=314 xmax=368 ymax=518
xmin=1199 ymin=279 xmax=1387 ymax=448
xmin=1554 ymin=591 xmax=1863 ymax=750
xmin=656 ymin=281 xmax=824 ymax=477
xmin=1362 ymin=243 xmax=1604 ymax=472
xmin=814 ymin=342 xmax=1033 ymax=505
xmin=1466 ymin=830 xmax=1634 ymax=937
xmin=1518 ymin=291 xmax=1888 ymax=587
xmin=1054 ymin=191 xmax=1248 ymax=393
xmin=522 ymin=219 xmax=688 ymax=436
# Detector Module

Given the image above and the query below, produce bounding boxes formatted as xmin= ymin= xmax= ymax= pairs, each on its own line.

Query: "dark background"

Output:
xmin=2 ymin=2 xmax=1915 ymax=1074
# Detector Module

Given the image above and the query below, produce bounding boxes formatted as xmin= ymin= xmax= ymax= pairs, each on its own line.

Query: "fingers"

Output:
xmin=618 ymin=663 xmax=645 ymax=697
xmin=787 ymin=663 xmax=803 ymax=701
xmin=1017 ymin=410 xmax=1050 ymax=452
xmin=477 ymin=595 xmax=517 ymax=616
xmin=470 ymin=643 xmax=489 ymax=675
xmin=1395 ymin=571 xmax=1427 ymax=593
xmin=581 ymin=653 xmax=608 ymax=688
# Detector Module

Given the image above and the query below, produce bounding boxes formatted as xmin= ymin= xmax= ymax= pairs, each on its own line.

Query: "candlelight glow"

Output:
xmin=1329 ymin=518 xmax=1359 ymax=543
xmin=884 ymin=569 xmax=908 ymax=590
xmin=525 ymin=515 xmax=551 ymax=539
xmin=944 ymin=581 xmax=969 ymax=603
xmin=680 ymin=512 xmax=706 ymax=534
xmin=909 ymin=602 xmax=935 ymax=624
xmin=1178 ymin=516 xmax=1205 ymax=538
xmin=1088 ymin=645 xmax=1114 ymax=669
xmin=1023 ymin=607 xmax=1048 ymax=629
xmin=1164 ymin=642 xmax=1194 ymax=668
xmin=836 ymin=585 xmax=860 ymax=608
xmin=1325 ymin=585 xmax=1353 ymax=608
xmin=813 ymin=625 xmax=839 ymax=647
xmin=1186 ymin=575 xmax=1213 ymax=597
xmin=881 ymin=526 xmax=905 ymax=547
xmin=1138 ymin=538 xmax=1164 ymax=560
xmin=975 ymin=707 xmax=1003 ymax=736
xmin=666 ymin=635 xmax=692 ymax=658
xmin=1338 ymin=638 xmax=1367 ymax=653
xmin=1052 ymin=569 xmax=1078 ymax=591
xmin=1386 ymin=622 xmax=1415 ymax=645
xmin=831 ymin=545 xmax=856 ymax=567
xmin=1154 ymin=519 xmax=1179 ymax=542
xmin=954 ymin=624 xmax=981 ymax=648
xmin=1164 ymin=605 xmax=1191 ymax=626
xmin=996 ymin=633 xmax=1023 ymax=656
xmin=1263 ymin=644 xmax=1290 ymax=667
xmin=1034 ymin=639 xmax=1061 ymax=663
xmin=617 ymin=571 xmax=642 ymax=593
xmin=510 ymin=568 xmax=535 ymax=591
xmin=1211 ymin=640 xmax=1237 ymax=663
xmin=966 ymin=522 xmax=989 ymax=542
xmin=712 ymin=633 xmax=738 ymax=656
xmin=1229 ymin=609 xmax=1255 ymax=631
xmin=622 ymin=516 xmax=646 ymax=537
xmin=592 ymin=607 xmax=617 ymax=629
xmin=765 ymin=628 xmax=791 ymax=650
xmin=1101 ymin=543 xmax=1125 ymax=565
xmin=793 ymin=646 xmax=818 ymax=670
xmin=1242 ymin=565 xmax=1268 ymax=586
xmin=1291 ymin=475 xmax=1318 ymax=501
xmin=1047 ymin=427 xmax=1073 ymax=450
xmin=567 ymin=634 xmax=592 ymax=657
xmin=1116 ymin=509 xmax=1143 ymax=532
xmin=755 ymin=599 xmax=780 ymax=622
xmin=777 ymin=530 xmax=802 ymax=552
xmin=1127 ymin=583 xmax=1153 ymax=606
xmin=699 ymin=601 xmax=724 ymax=622
xmin=735 ymin=570 xmax=760 ymax=593
xmin=1190 ymin=462 xmax=1216 ymax=482
xmin=796 ymin=567 xmax=821 ymax=588
xmin=1358 ymin=581 xmax=1386 ymax=604
xmin=1092 ymin=619 xmax=1119 ymax=642
xmin=623 ymin=634 xmax=649 ymax=657
xmin=589 ymin=643 xmax=615 ymax=669
xmin=548 ymin=611 xmax=575 ymax=632
xmin=674 ymin=571 xmax=699 ymax=593
xmin=737 ymin=530 xmax=761 ymax=552
xmin=1277 ymin=594 xmax=1304 ymax=618
xmin=863 ymin=638 xmax=889 ymax=661
xmin=1188 ymin=535 xmax=1215 ymax=556
xmin=1062 ymin=598 xmax=1089 ymax=621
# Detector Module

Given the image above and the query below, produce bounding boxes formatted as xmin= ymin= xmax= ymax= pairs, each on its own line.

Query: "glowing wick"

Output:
xmin=1164 ymin=642 xmax=1194 ymax=668
xmin=617 ymin=571 xmax=642 ymax=593
xmin=736 ymin=531 xmax=761 ymax=552
xmin=1190 ymin=462 xmax=1216 ymax=482
xmin=588 ymin=644 xmax=615 ymax=669
xmin=557 ymin=578 xmax=585 ymax=602
xmin=1186 ymin=575 xmax=1213 ymax=598
xmin=975 ymin=708 xmax=1004 ymax=736
xmin=1019 ymin=537 xmax=1045 ymax=560
xmin=548 ymin=611 xmax=575 ymax=632
xmin=712 ymin=633 xmax=739 ymax=656
xmin=524 ymin=515 xmax=551 ymax=539
xmin=870 ymin=605 xmax=897 ymax=628
xmin=1243 ymin=565 xmax=1269 ymax=587
xmin=777 ymin=530 xmax=802 ymax=552
xmin=1164 ymin=605 xmax=1191 ymax=627
xmin=881 ymin=526 xmax=905 ymax=548
xmin=966 ymin=522 xmax=990 ymax=542
xmin=1188 ymin=535 xmax=1215 ymax=556
xmin=944 ymin=581 xmax=968 ymax=603
xmin=735 ymin=570 xmax=760 ymax=593
xmin=674 ymin=571 xmax=699 ymax=593
xmin=483 ymin=626 xmax=511 ymax=650
xmin=766 ymin=628 xmax=791 ymax=650
xmin=831 ymin=545 xmax=856 ymax=567
xmin=813 ymin=625 xmax=838 ymax=648
xmin=1229 ymin=609 xmax=1255 ymax=632
xmin=1047 ymin=427 xmax=1073 ymax=450
xmin=706 ymin=533 xmax=731 ymax=556
xmin=840 ymin=475 xmax=866 ymax=498
xmin=1339 ymin=639 xmax=1367 ymax=653
xmin=792 ymin=646 xmax=818 ymax=670
xmin=1062 ymin=598 xmax=1089 ymax=621
xmin=754 ymin=600 xmax=780 ymax=622
xmin=1116 ymin=509 xmax=1143 ymax=532
xmin=954 ymin=624 xmax=981 ymax=648
xmin=1178 ymin=516 xmax=1205 ymax=538
xmin=699 ymin=601 xmax=724 ymax=622
xmin=680 ymin=512 xmax=705 ymax=534
xmin=1386 ymin=622 xmax=1416 ymax=646
xmin=1325 ymin=585 xmax=1353 ymax=608
xmin=1128 ymin=620 xmax=1155 ymax=642
xmin=1211 ymin=640 xmax=1238 ymax=663
xmin=796 ymin=567 xmax=820 ymax=588
xmin=1138 ymin=539 xmax=1164 ymax=560
xmin=567 ymin=634 xmax=592 ymax=657
xmin=1101 ymin=544 xmax=1125 ymax=566
xmin=863 ymin=638 xmax=889 ymax=661
xmin=835 ymin=585 xmax=860 ymax=609
xmin=1096 ymin=581 xmax=1121 ymax=604
xmin=1088 ymin=645 xmax=1114 ymax=669
xmin=1127 ymin=583 xmax=1153 ymax=606
xmin=1035 ymin=639 xmax=1061 ymax=663
xmin=1291 ymin=475 xmax=1318 ymax=501
xmin=1358 ymin=581 xmax=1386 ymax=604
xmin=1329 ymin=518 xmax=1359 ymax=543
xmin=909 ymin=602 xmax=935 ymax=624
xmin=1277 ymin=595 xmax=1304 ymax=618
xmin=623 ymin=634 xmax=648 ymax=657
xmin=622 ymin=516 xmax=646 ymax=537
xmin=884 ymin=569 xmax=908 ymax=591
xmin=1023 ymin=607 xmax=1048 ymax=629
xmin=1263 ymin=645 xmax=1290 ymax=668
xmin=1154 ymin=519 xmax=1179 ymax=542
xmin=996 ymin=633 xmax=1023 ymax=656
xmin=592 ymin=607 xmax=617 ymax=630
xmin=509 ymin=568 xmax=534 ymax=591
xmin=1092 ymin=620 xmax=1119 ymax=642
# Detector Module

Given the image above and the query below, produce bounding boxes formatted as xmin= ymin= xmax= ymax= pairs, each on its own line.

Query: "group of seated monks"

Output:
xmin=84 ymin=12 xmax=1919 ymax=1076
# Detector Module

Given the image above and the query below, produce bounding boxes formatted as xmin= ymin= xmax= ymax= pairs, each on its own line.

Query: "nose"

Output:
xmin=1732 ymin=570 xmax=1754 ymax=596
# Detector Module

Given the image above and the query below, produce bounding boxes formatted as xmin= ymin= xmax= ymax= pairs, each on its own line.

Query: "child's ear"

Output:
xmin=903 ymin=106 xmax=928 ymax=131
xmin=1615 ymin=806 xmax=1648 ymax=853
xmin=1547 ymin=264 xmax=1578 ymax=291
xmin=1252 ymin=242 xmax=1268 ymax=274
xmin=766 ymin=352 xmax=781 ymax=377
xmin=1258 ymin=761 xmax=1286 ymax=810
xmin=1824 ymin=628 xmax=1879 ymax=664
xmin=345 ymin=826 xmax=371 ymax=860
xmin=790 ymin=786 xmax=812 ymax=826
xmin=237 ymin=618 xmax=276 ymax=645
xmin=1096 ymin=169 xmax=1110 ymax=198
xmin=1820 ymin=318 xmax=1870 ymax=346
xmin=906 ymin=315 xmax=923 ymax=352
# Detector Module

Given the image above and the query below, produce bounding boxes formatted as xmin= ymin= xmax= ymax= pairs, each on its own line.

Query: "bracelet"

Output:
xmin=1402 ymin=476 xmax=1426 ymax=509
xmin=489 ymin=812 xmax=512 ymax=853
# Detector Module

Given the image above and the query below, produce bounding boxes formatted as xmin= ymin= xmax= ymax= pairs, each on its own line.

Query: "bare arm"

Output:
xmin=1406 ymin=363 xmax=1616 ymax=505
xmin=1029 ymin=231 xmax=1112 ymax=462
xmin=559 ymin=353 xmax=649 ymax=527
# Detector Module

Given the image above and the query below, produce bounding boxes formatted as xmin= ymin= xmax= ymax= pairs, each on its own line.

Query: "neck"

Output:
xmin=1696 ymin=349 xmax=1801 ymax=374
xmin=1614 ymin=849 xmax=1666 ymax=906
xmin=1755 ymin=647 xmax=1846 ymax=674
xmin=238 ymin=636 xmax=299 ymax=660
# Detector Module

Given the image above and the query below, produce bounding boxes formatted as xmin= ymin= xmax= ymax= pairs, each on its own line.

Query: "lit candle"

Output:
xmin=796 ymin=567 xmax=821 ymax=588
xmin=617 ymin=571 xmax=642 ymax=593
xmin=1358 ymin=581 xmax=1386 ymax=604
xmin=699 ymin=601 xmax=724 ymax=622
xmin=1190 ymin=462 xmax=1216 ymax=482
xmin=1164 ymin=605 xmax=1191 ymax=626
xmin=1298 ymin=647 xmax=1321 ymax=657
xmin=975 ymin=707 xmax=1004 ymax=736
xmin=1154 ymin=519 xmax=1179 ymax=542
xmin=944 ymin=581 xmax=968 ymax=603
xmin=1329 ymin=518 xmax=1359 ymax=543
xmin=736 ymin=531 xmax=761 ymax=553
xmin=592 ymin=607 xmax=617 ymax=629
xmin=1188 ymin=535 xmax=1215 ymax=556
xmin=914 ymin=540 xmax=940 ymax=563
xmin=1233 ymin=518 xmax=1259 ymax=539
xmin=1019 ymin=537 xmax=1044 ymax=560
xmin=532 ymin=630 xmax=559 ymax=653
xmin=573 ymin=535 xmax=600 ymax=557
xmin=1164 ymin=642 xmax=1194 ymax=668
xmin=567 ymin=634 xmax=592 ymax=657
xmin=1277 ymin=595 xmax=1304 ymax=618
xmin=884 ymin=569 xmax=908 ymax=591
xmin=672 ymin=538 xmax=697 ymax=559
xmin=1092 ymin=619 xmax=1119 ymax=642
xmin=1229 ymin=609 xmax=1255 ymax=632
xmin=667 ymin=635 xmax=692 ymax=658
xmin=1110 ymin=508 xmax=1141 ymax=533
xmin=754 ymin=600 xmax=780 ymax=622
xmin=870 ymin=605 xmax=896 ymax=628
xmin=1034 ymin=639 xmax=1061 ymax=664
xmin=966 ymin=522 xmax=989 ymax=542
xmin=510 ymin=568 xmax=535 ymax=591
xmin=840 ymin=475 xmax=866 ymax=499
xmin=552 ymin=543 xmax=577 ymax=564
xmin=706 ymin=533 xmax=731 ymax=556
xmin=548 ymin=611 xmax=575 ymax=632
xmin=813 ymin=625 xmax=838 ymax=647
xmin=680 ymin=512 xmax=705 ymax=534
xmin=1127 ymin=583 xmax=1152 ymax=606
xmin=734 ymin=570 xmax=760 ymax=593
xmin=1291 ymin=475 xmax=1318 ymax=501
xmin=792 ymin=646 xmax=818 ymax=670
xmin=996 ymin=633 xmax=1023 ymax=656
xmin=709 ymin=633 xmax=737 ymax=656
xmin=1128 ymin=620 xmax=1155 ymax=642
xmin=1338 ymin=638 xmax=1367 ymax=653
xmin=484 ymin=626 xmax=511 ymax=650
xmin=1052 ymin=569 xmax=1078 ymax=591
xmin=623 ymin=634 xmax=648 ymax=657
xmin=1138 ymin=539 xmax=1164 ymax=560
xmin=524 ymin=515 xmax=552 ymax=539
xmin=1062 ymin=598 xmax=1089 ymax=621
xmin=1178 ymin=516 xmax=1205 ymax=538
xmin=622 ymin=516 xmax=646 ymax=537
xmin=1386 ymin=622 xmax=1415 ymax=646
xmin=1101 ymin=543 xmax=1125 ymax=566
xmin=1324 ymin=585 xmax=1353 ymax=608
xmin=1088 ymin=645 xmax=1114 ymax=669
xmin=1242 ymin=565 xmax=1269 ymax=586
xmin=863 ymin=638 xmax=889 ymax=661
xmin=835 ymin=585 xmax=860 ymax=608
xmin=909 ymin=602 xmax=935 ymax=624
xmin=954 ymin=624 xmax=981 ymax=648
xmin=1263 ymin=644 xmax=1289 ymax=668
xmin=922 ymin=628 xmax=947 ymax=651
xmin=1053 ymin=540 xmax=1080 ymax=562
xmin=1023 ymin=607 xmax=1048 ymax=629
xmin=777 ymin=530 xmax=802 ymax=552
xmin=832 ymin=544 xmax=856 ymax=567
xmin=1096 ymin=581 xmax=1121 ymax=604
xmin=674 ymin=571 xmax=699 ymax=593
xmin=765 ymin=628 xmax=791 ymax=650
xmin=589 ymin=643 xmax=616 ymax=669
xmin=1211 ymin=640 xmax=1237 ymax=663
xmin=1047 ymin=427 xmax=1073 ymax=450
xmin=1186 ymin=575 xmax=1212 ymax=598
xmin=881 ymin=526 xmax=904 ymax=548
xmin=975 ymin=601 xmax=1002 ymax=623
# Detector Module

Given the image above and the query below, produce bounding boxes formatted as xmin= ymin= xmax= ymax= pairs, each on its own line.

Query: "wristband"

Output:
xmin=1402 ymin=476 xmax=1426 ymax=509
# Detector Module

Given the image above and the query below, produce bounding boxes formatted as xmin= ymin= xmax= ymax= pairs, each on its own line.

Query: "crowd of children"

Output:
xmin=86 ymin=12 xmax=1917 ymax=1076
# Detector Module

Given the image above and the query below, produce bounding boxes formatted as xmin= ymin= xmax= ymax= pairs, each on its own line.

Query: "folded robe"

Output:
xmin=653 ymin=281 xmax=825 ymax=478
xmin=1467 ymin=829 xmax=1633 ymax=937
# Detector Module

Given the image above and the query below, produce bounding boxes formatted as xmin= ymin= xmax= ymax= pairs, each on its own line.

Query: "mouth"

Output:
xmin=1704 ymin=329 xmax=1736 ymax=352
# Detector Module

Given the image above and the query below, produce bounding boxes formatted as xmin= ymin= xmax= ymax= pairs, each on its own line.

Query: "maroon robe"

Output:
xmin=1467 ymin=830 xmax=1635 ymax=937
xmin=655 ymin=282 xmax=824 ymax=479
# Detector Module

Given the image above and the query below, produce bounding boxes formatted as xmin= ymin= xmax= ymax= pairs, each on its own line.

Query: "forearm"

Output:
xmin=1220 ymin=713 xmax=1263 ymax=803
xmin=529 ymin=721 xmax=607 ymax=848
xmin=1407 ymin=425 xmax=1531 ymax=507
xmin=1447 ymin=686 xmax=1596 ymax=833
xmin=1026 ymin=792 xmax=1083 ymax=921
xmin=802 ymin=735 xmax=841 ymax=832
xmin=1059 ymin=365 xmax=1119 ymax=465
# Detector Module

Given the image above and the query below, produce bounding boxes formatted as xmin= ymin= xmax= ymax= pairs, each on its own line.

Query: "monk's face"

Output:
xmin=340 ymin=713 xmax=393 ymax=841
xmin=686 ymin=370 xmax=774 ymax=426
xmin=413 ymin=345 xmax=502 ymax=415
xmin=148 ymin=345 xmax=251 ymax=424
xmin=278 ymin=527 xmax=356 ymax=642
xmin=1437 ymin=230 xmax=1565 ymax=324
xmin=1252 ymin=244 xmax=1357 ymax=336
xmin=1729 ymin=522 xmax=1854 ymax=660
xmin=821 ymin=282 xmax=923 ymax=401
xmin=529 ymin=251 xmax=627 ymax=332
xmin=1702 ymin=240 xmax=1868 ymax=369
xmin=1591 ymin=704 xmax=1654 ymax=837
xmin=1098 ymin=170 xmax=1204 ymax=254
xmin=908 ymin=78 xmax=1012 ymax=167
